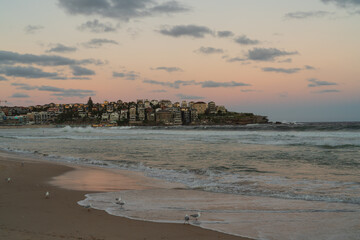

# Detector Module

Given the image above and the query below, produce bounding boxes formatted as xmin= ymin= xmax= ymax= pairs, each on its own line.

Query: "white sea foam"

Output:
xmin=1 ymin=126 xmax=360 ymax=147
xmin=78 ymin=189 xmax=360 ymax=240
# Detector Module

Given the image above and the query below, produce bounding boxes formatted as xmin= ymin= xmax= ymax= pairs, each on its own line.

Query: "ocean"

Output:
xmin=1 ymin=122 xmax=359 ymax=240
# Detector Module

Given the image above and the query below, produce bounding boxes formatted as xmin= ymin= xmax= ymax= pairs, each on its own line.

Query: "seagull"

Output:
xmin=190 ymin=212 xmax=201 ymax=221
xmin=83 ymin=204 xmax=91 ymax=212
xmin=7 ymin=177 xmax=11 ymax=183
xmin=184 ymin=214 xmax=190 ymax=224
xmin=115 ymin=197 xmax=125 ymax=208
xmin=21 ymin=162 xmax=24 ymax=167
xmin=45 ymin=191 xmax=50 ymax=199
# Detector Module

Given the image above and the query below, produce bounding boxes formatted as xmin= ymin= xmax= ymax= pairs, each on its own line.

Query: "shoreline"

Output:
xmin=0 ymin=151 xmax=251 ymax=240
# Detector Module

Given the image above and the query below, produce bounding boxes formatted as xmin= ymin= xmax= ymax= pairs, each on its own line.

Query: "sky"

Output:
xmin=0 ymin=0 xmax=359 ymax=122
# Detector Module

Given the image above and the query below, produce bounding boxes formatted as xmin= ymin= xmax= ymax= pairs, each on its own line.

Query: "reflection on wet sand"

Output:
xmin=50 ymin=165 xmax=184 ymax=192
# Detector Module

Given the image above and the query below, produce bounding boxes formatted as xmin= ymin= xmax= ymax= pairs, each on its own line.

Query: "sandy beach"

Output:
xmin=0 ymin=152 xmax=251 ymax=240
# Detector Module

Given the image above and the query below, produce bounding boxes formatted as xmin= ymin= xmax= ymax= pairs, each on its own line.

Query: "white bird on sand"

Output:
xmin=45 ymin=191 xmax=50 ymax=199
xmin=184 ymin=214 xmax=190 ymax=224
xmin=190 ymin=212 xmax=201 ymax=221
xmin=115 ymin=197 xmax=125 ymax=208
xmin=7 ymin=177 xmax=11 ymax=183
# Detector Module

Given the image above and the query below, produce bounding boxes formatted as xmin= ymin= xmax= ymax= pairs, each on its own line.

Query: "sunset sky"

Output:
xmin=1 ymin=0 xmax=359 ymax=121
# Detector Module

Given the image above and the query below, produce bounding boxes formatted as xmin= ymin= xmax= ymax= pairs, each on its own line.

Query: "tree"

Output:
xmin=87 ymin=97 xmax=94 ymax=113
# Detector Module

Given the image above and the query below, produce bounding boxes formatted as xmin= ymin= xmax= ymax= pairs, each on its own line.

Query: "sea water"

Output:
xmin=0 ymin=123 xmax=359 ymax=239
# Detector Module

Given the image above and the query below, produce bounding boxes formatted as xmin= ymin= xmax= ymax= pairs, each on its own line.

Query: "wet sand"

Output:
xmin=0 ymin=153 xmax=251 ymax=240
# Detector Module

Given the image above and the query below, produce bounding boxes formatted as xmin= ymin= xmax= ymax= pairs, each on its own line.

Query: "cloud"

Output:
xmin=284 ymin=11 xmax=334 ymax=19
xmin=58 ymin=0 xmax=189 ymax=22
xmin=78 ymin=19 xmax=118 ymax=33
xmin=152 ymin=89 xmax=167 ymax=93
xmin=321 ymin=0 xmax=360 ymax=8
xmin=24 ymin=25 xmax=43 ymax=34
xmin=176 ymin=94 xmax=204 ymax=100
xmin=234 ymin=35 xmax=260 ymax=45
xmin=217 ymin=31 xmax=234 ymax=38
xmin=143 ymin=79 xmax=250 ymax=88
xmin=143 ymin=79 xmax=196 ymax=88
xmin=127 ymin=27 xmax=141 ymax=38
xmin=226 ymin=48 xmax=298 ymax=64
xmin=42 ymin=76 xmax=92 ymax=80
xmin=152 ymin=67 xmax=183 ymax=72
xmin=278 ymin=58 xmax=292 ymax=63
xmin=200 ymin=81 xmax=251 ymax=88
xmin=83 ymin=38 xmax=119 ymax=48
xmin=0 ymin=75 xmax=7 ymax=81
xmin=304 ymin=65 xmax=316 ymax=70
xmin=227 ymin=48 xmax=298 ymax=63
xmin=226 ymin=57 xmax=247 ymax=62
xmin=11 ymin=93 xmax=30 ymax=98
xmin=0 ymin=50 xmax=104 ymax=66
xmin=70 ymin=77 xmax=91 ymax=80
xmin=38 ymin=86 xmax=67 ymax=92
xmin=308 ymin=78 xmax=338 ymax=87
xmin=247 ymin=48 xmax=299 ymax=61
xmin=146 ymin=79 xmax=194 ymax=88
xmin=11 ymin=82 xmax=38 ymax=90
xmin=113 ymin=71 xmax=139 ymax=80
xmin=176 ymin=80 xmax=197 ymax=86
xmin=158 ymin=25 xmax=213 ymax=38
xmin=0 ymin=66 xmax=58 ymax=79
xmin=46 ymin=44 xmax=77 ymax=53
xmin=150 ymin=1 xmax=189 ymax=13
xmin=195 ymin=47 xmax=224 ymax=54
xmin=38 ymin=85 xmax=96 ymax=98
xmin=12 ymin=83 xmax=95 ymax=98
xmin=71 ymin=66 xmax=95 ymax=76
xmin=48 ymin=76 xmax=70 ymax=80
xmin=314 ymin=89 xmax=341 ymax=93
xmin=262 ymin=67 xmax=302 ymax=74
xmin=262 ymin=65 xmax=315 ymax=74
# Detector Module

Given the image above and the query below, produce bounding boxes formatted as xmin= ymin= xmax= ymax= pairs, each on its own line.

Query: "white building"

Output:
xmin=144 ymin=99 xmax=151 ymax=108
xmin=109 ymin=112 xmax=120 ymax=123
xmin=101 ymin=113 xmax=110 ymax=121
xmin=120 ymin=109 xmax=128 ymax=121
xmin=150 ymin=99 xmax=158 ymax=106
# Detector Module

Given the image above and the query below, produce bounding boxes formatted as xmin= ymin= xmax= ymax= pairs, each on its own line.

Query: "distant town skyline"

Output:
xmin=2 ymin=98 xmax=269 ymax=126
xmin=1 ymin=0 xmax=359 ymax=122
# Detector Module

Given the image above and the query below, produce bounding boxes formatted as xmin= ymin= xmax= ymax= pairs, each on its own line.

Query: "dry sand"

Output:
xmin=0 ymin=154 xmax=251 ymax=240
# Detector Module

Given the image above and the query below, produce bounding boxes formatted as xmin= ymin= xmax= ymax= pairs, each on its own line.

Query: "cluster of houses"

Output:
xmin=0 ymin=98 xmax=228 ymax=126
